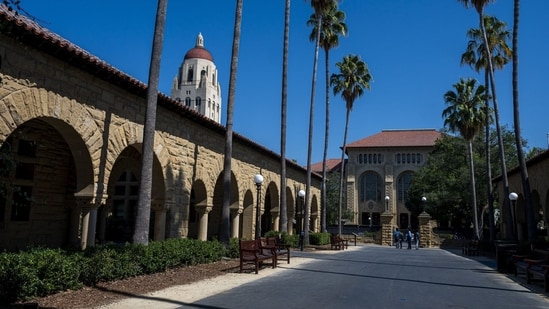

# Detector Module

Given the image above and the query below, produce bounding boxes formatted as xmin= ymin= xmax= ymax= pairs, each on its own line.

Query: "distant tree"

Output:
xmin=330 ymin=54 xmax=372 ymax=235
xmin=443 ymin=78 xmax=487 ymax=240
xmin=511 ymin=0 xmax=536 ymax=241
xmin=279 ymin=0 xmax=290 ymax=234
xmin=461 ymin=15 xmax=511 ymax=241
xmin=307 ymin=0 xmax=347 ymax=232
xmin=458 ymin=0 xmax=513 ymax=240
xmin=133 ymin=0 xmax=168 ymax=245
xmin=304 ymin=0 xmax=336 ymax=245
xmin=220 ymin=0 xmax=243 ymax=244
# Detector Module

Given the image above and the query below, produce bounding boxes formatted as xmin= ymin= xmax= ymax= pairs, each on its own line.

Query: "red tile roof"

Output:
xmin=346 ymin=129 xmax=442 ymax=148
xmin=310 ymin=158 xmax=342 ymax=173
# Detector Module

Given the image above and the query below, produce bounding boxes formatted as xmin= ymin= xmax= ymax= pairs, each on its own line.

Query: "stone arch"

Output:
xmin=188 ymin=179 xmax=207 ymax=239
xmin=0 ymin=88 xmax=97 ymax=196
xmin=210 ymin=171 xmax=239 ymax=240
xmin=285 ymin=186 xmax=295 ymax=234
xmin=311 ymin=194 xmax=319 ymax=232
xmin=240 ymin=189 xmax=254 ymax=239
xmin=262 ymin=180 xmax=279 ymax=233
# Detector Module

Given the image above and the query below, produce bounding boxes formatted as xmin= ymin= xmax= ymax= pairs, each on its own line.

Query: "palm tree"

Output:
xmin=330 ymin=54 xmax=372 ymax=236
xmin=511 ymin=0 xmax=535 ymax=240
xmin=458 ymin=0 xmax=513 ymax=240
xmin=307 ymin=0 xmax=347 ymax=233
xmin=442 ymin=78 xmax=487 ymax=240
xmin=133 ymin=0 xmax=168 ymax=245
xmin=461 ymin=15 xmax=511 ymax=242
xmin=303 ymin=0 xmax=335 ymax=246
xmin=279 ymin=0 xmax=290 ymax=234
xmin=220 ymin=0 xmax=243 ymax=244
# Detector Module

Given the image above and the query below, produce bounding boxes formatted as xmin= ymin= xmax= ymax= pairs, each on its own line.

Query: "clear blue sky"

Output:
xmin=19 ymin=1 xmax=549 ymax=167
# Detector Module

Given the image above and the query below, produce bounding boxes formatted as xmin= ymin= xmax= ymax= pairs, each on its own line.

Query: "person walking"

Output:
xmin=406 ymin=228 xmax=412 ymax=249
xmin=414 ymin=230 xmax=420 ymax=249
xmin=393 ymin=228 xmax=400 ymax=248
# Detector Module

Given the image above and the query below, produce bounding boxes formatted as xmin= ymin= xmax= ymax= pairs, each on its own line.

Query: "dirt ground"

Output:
xmin=20 ymin=258 xmax=241 ymax=309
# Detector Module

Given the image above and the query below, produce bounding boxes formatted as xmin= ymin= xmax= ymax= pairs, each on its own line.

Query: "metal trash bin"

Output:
xmin=495 ymin=241 xmax=517 ymax=273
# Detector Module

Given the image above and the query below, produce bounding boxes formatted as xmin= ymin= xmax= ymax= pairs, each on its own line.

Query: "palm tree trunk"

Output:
xmin=467 ymin=140 xmax=480 ymax=239
xmin=321 ymin=46 xmax=330 ymax=233
xmin=221 ymin=0 xmax=243 ymax=244
xmin=133 ymin=0 xmax=168 ymax=245
xmin=305 ymin=13 xmax=322 ymax=245
xmin=279 ymin=0 xmax=290 ymax=234
xmin=479 ymin=12 xmax=513 ymax=240
xmin=512 ymin=0 xmax=535 ymax=240
xmin=484 ymin=68 xmax=495 ymax=242
xmin=337 ymin=107 xmax=351 ymax=236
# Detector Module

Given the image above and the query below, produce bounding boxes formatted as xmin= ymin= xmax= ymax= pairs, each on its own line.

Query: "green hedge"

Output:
xmin=0 ymin=238 xmax=228 ymax=305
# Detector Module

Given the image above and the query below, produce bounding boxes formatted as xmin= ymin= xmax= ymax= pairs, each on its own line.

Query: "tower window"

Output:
xmin=185 ymin=97 xmax=191 ymax=107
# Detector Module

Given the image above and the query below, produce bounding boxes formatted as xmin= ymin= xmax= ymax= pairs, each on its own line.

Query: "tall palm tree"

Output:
xmin=279 ymin=0 xmax=290 ymax=234
xmin=512 ymin=0 xmax=535 ymax=240
xmin=461 ymin=15 xmax=511 ymax=242
xmin=303 ymin=0 xmax=335 ymax=245
xmin=133 ymin=0 xmax=168 ymax=245
xmin=458 ymin=0 xmax=513 ymax=239
xmin=307 ymin=0 xmax=347 ymax=233
xmin=442 ymin=78 xmax=487 ymax=240
xmin=220 ymin=0 xmax=243 ymax=245
xmin=330 ymin=54 xmax=372 ymax=236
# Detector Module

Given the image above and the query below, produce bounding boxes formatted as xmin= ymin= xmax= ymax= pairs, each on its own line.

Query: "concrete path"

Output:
xmin=99 ymin=244 xmax=549 ymax=309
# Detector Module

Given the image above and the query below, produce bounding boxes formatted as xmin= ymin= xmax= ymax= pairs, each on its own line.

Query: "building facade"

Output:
xmin=171 ymin=33 xmax=222 ymax=123
xmin=344 ymin=129 xmax=442 ymax=229
xmin=0 ymin=7 xmax=321 ymax=251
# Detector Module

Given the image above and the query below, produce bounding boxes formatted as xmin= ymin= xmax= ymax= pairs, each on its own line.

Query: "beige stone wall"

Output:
xmin=0 ymin=29 xmax=321 ymax=249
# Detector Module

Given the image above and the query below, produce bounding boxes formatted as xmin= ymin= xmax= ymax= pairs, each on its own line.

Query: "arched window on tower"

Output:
xmin=195 ymin=97 xmax=201 ymax=110
xmin=187 ymin=67 xmax=193 ymax=82
xmin=212 ymin=73 xmax=216 ymax=85
xmin=185 ymin=97 xmax=191 ymax=107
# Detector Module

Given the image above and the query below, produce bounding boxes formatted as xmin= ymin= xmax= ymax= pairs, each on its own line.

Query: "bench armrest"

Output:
xmin=524 ymin=258 xmax=545 ymax=266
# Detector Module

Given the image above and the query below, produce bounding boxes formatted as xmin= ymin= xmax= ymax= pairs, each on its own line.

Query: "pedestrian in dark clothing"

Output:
xmin=406 ymin=229 xmax=412 ymax=249
xmin=414 ymin=230 xmax=420 ymax=249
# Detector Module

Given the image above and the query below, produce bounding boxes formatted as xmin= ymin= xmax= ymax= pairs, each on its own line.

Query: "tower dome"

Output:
xmin=184 ymin=33 xmax=213 ymax=61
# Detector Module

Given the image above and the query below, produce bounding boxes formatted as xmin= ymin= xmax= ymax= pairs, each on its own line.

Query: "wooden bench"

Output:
xmin=239 ymin=239 xmax=276 ymax=274
xmin=512 ymin=249 xmax=549 ymax=279
xmin=266 ymin=236 xmax=290 ymax=264
xmin=462 ymin=240 xmax=479 ymax=256
xmin=330 ymin=235 xmax=348 ymax=250
xmin=527 ymin=264 xmax=549 ymax=292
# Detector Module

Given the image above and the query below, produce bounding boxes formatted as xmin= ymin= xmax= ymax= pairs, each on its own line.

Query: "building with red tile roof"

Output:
xmin=324 ymin=129 xmax=442 ymax=230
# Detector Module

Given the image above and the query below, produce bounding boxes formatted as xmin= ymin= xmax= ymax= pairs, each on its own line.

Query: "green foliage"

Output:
xmin=309 ymin=232 xmax=331 ymax=245
xmin=0 ymin=239 xmax=228 ymax=304
xmin=408 ymin=125 xmax=524 ymax=229
xmin=227 ymin=238 xmax=240 ymax=258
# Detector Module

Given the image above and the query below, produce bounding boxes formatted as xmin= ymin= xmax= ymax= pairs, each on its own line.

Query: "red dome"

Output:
xmin=184 ymin=46 xmax=213 ymax=61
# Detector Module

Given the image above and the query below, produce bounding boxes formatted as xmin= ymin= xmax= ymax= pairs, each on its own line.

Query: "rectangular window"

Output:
xmin=11 ymin=186 xmax=32 ymax=221
xmin=17 ymin=140 xmax=37 ymax=158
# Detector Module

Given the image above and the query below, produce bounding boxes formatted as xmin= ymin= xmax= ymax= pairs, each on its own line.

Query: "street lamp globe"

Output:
xmin=254 ymin=174 xmax=264 ymax=186
xmin=421 ymin=196 xmax=427 ymax=202
xmin=509 ymin=192 xmax=518 ymax=201
xmin=298 ymin=189 xmax=305 ymax=198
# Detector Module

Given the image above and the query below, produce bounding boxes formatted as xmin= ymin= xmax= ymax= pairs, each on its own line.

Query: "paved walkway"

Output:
xmin=99 ymin=244 xmax=549 ymax=309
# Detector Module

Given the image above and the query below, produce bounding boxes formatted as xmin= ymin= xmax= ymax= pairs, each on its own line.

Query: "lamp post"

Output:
xmin=254 ymin=174 xmax=264 ymax=240
xmin=509 ymin=192 xmax=518 ymax=241
xmin=421 ymin=196 xmax=427 ymax=212
xmin=385 ymin=195 xmax=390 ymax=213
xmin=298 ymin=189 xmax=305 ymax=251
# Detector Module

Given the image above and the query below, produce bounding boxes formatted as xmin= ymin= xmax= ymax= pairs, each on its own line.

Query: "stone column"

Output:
xmin=75 ymin=196 xmax=99 ymax=249
xmin=196 ymin=204 xmax=212 ymax=241
xmin=418 ymin=211 xmax=432 ymax=248
xmin=381 ymin=212 xmax=394 ymax=246
xmin=96 ymin=203 xmax=110 ymax=244
xmin=152 ymin=200 xmax=167 ymax=241
xmin=230 ymin=207 xmax=243 ymax=238
xmin=272 ymin=211 xmax=280 ymax=232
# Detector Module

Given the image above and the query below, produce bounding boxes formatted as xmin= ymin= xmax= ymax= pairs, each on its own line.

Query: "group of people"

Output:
xmin=393 ymin=227 xmax=420 ymax=250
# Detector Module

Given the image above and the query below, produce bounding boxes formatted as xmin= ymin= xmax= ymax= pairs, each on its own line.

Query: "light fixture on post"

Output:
xmin=385 ymin=195 xmax=390 ymax=213
xmin=254 ymin=174 xmax=264 ymax=240
xmin=509 ymin=192 xmax=518 ymax=241
xmin=421 ymin=196 xmax=427 ymax=212
xmin=298 ymin=189 xmax=305 ymax=251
